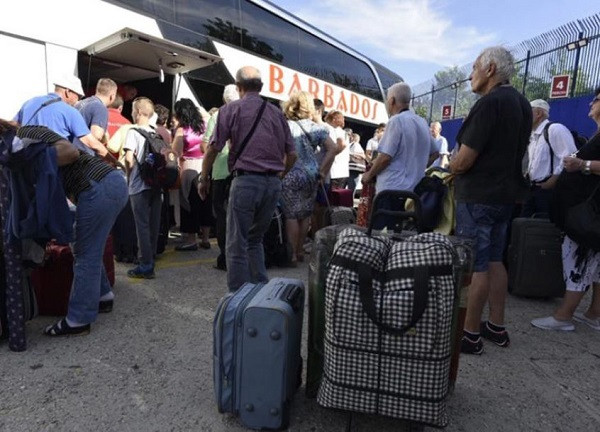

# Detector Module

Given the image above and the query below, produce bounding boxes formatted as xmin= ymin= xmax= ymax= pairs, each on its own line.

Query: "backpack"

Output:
xmin=543 ymin=122 xmax=588 ymax=151
xmin=133 ymin=128 xmax=179 ymax=189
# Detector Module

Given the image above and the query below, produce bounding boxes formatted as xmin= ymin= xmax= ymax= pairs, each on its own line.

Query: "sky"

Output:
xmin=269 ymin=0 xmax=600 ymax=87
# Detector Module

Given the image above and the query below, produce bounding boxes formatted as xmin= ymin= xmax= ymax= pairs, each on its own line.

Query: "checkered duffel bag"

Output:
xmin=317 ymin=227 xmax=458 ymax=428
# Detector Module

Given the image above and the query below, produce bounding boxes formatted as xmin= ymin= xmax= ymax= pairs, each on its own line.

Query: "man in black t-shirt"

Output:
xmin=449 ymin=46 xmax=532 ymax=355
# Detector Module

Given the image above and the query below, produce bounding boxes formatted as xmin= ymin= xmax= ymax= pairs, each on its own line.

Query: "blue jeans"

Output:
xmin=226 ymin=175 xmax=282 ymax=292
xmin=455 ymin=202 xmax=514 ymax=272
xmin=67 ymin=171 xmax=128 ymax=324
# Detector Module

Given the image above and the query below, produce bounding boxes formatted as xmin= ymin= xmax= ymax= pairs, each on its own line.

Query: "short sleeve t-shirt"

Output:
xmin=454 ymin=85 xmax=532 ymax=204
xmin=74 ymin=96 xmax=108 ymax=155
xmin=123 ymin=126 xmax=153 ymax=195
xmin=375 ymin=110 xmax=434 ymax=194
xmin=14 ymin=93 xmax=90 ymax=141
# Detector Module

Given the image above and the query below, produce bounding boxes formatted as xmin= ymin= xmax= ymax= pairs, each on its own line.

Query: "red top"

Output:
xmin=107 ymin=108 xmax=131 ymax=138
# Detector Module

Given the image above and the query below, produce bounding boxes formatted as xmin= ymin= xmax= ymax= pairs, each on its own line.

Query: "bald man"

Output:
xmin=199 ymin=66 xmax=297 ymax=291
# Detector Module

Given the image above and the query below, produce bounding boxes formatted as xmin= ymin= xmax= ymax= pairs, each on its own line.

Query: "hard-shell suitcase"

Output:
xmin=508 ymin=218 xmax=565 ymax=297
xmin=31 ymin=236 xmax=115 ymax=316
xmin=213 ymin=277 xmax=304 ymax=430
xmin=306 ymin=224 xmax=351 ymax=398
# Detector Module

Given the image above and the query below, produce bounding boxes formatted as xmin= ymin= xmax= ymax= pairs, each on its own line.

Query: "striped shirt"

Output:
xmin=16 ymin=125 xmax=114 ymax=201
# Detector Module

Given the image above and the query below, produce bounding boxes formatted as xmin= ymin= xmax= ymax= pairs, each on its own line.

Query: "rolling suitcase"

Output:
xmin=328 ymin=187 xmax=353 ymax=207
xmin=31 ymin=236 xmax=115 ymax=316
xmin=508 ymin=218 xmax=565 ymax=297
xmin=317 ymin=190 xmax=463 ymax=428
xmin=322 ymin=184 xmax=356 ymax=226
xmin=213 ymin=277 xmax=304 ymax=430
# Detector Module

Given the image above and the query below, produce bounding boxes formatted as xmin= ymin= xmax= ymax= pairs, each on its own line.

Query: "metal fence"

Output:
xmin=412 ymin=13 xmax=600 ymax=123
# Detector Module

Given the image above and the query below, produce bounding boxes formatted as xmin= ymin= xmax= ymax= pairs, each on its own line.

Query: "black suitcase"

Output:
xmin=508 ymin=218 xmax=565 ymax=297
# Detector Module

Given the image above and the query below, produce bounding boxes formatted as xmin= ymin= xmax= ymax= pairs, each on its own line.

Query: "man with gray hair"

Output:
xmin=202 ymin=84 xmax=239 ymax=271
xmin=199 ymin=67 xmax=296 ymax=290
xmin=361 ymin=82 xmax=437 ymax=230
xmin=522 ymin=99 xmax=576 ymax=217
xmin=449 ymin=46 xmax=532 ymax=355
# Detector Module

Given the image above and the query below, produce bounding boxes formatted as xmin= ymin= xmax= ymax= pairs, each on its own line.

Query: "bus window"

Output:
xmin=174 ymin=0 xmax=242 ymax=47
xmin=239 ymin=1 xmax=300 ymax=70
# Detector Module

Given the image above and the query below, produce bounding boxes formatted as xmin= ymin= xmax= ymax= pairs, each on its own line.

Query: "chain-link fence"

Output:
xmin=412 ymin=13 xmax=600 ymax=123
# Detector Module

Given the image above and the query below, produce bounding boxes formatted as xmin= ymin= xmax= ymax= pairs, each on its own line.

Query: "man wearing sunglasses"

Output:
xmin=13 ymin=74 xmax=113 ymax=161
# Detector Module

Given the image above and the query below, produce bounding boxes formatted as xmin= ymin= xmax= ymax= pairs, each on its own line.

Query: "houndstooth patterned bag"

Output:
xmin=317 ymin=228 xmax=458 ymax=427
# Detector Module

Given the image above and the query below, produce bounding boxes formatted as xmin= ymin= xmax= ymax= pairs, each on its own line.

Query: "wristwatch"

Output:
xmin=583 ymin=160 xmax=592 ymax=175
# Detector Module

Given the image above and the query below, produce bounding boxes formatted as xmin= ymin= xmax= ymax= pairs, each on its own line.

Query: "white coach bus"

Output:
xmin=0 ymin=0 xmax=401 ymax=134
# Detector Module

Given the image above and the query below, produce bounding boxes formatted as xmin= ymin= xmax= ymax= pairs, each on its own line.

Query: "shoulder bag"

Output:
xmin=564 ymin=179 xmax=600 ymax=251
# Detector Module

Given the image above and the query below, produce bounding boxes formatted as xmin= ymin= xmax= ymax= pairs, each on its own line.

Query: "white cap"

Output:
xmin=53 ymin=74 xmax=85 ymax=97
xmin=530 ymin=99 xmax=550 ymax=113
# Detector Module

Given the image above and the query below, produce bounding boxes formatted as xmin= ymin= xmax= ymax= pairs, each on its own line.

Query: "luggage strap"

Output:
xmin=330 ymin=255 xmax=453 ymax=336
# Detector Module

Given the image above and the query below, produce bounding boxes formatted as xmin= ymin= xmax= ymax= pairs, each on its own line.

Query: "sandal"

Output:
xmin=44 ymin=318 xmax=90 ymax=337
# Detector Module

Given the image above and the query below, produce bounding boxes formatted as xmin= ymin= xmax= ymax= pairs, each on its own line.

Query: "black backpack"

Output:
xmin=133 ymin=128 xmax=179 ymax=189
xmin=543 ymin=122 xmax=588 ymax=151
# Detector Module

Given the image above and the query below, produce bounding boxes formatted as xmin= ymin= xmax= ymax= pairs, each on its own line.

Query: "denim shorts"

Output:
xmin=455 ymin=202 xmax=514 ymax=272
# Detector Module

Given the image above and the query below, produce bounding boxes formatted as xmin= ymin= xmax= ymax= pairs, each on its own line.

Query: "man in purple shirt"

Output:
xmin=199 ymin=66 xmax=296 ymax=291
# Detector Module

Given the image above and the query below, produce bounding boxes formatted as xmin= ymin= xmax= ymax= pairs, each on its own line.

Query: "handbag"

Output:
xmin=564 ymin=180 xmax=600 ymax=251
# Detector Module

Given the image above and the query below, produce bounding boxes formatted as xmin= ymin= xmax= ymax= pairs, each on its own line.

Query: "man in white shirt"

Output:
xmin=325 ymin=110 xmax=349 ymax=188
xmin=365 ymin=123 xmax=386 ymax=161
xmin=522 ymin=99 xmax=577 ymax=217
xmin=361 ymin=83 xmax=437 ymax=230
xmin=429 ymin=122 xmax=449 ymax=168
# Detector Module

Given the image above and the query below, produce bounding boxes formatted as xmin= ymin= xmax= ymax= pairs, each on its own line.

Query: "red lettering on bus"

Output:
xmin=269 ymin=65 xmax=285 ymax=94
xmin=288 ymin=73 xmax=302 ymax=96
xmin=324 ymin=84 xmax=334 ymax=108
xmin=308 ymin=79 xmax=319 ymax=99
xmin=371 ymin=103 xmax=379 ymax=120
xmin=350 ymin=94 xmax=359 ymax=115
xmin=361 ymin=99 xmax=371 ymax=119
xmin=336 ymin=92 xmax=348 ymax=112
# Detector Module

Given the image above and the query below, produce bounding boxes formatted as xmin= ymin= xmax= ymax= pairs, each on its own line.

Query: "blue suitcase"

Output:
xmin=213 ymin=277 xmax=304 ymax=430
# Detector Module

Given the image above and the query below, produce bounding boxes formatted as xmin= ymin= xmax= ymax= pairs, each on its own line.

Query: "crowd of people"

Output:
xmin=1 ymin=43 xmax=599 ymax=345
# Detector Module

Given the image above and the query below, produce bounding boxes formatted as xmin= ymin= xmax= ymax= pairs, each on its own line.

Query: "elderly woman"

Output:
xmin=281 ymin=91 xmax=337 ymax=264
xmin=171 ymin=99 xmax=213 ymax=251
xmin=531 ymin=88 xmax=600 ymax=331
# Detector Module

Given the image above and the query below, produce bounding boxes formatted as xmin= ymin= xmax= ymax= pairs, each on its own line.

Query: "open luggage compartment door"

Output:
xmin=83 ymin=27 xmax=222 ymax=79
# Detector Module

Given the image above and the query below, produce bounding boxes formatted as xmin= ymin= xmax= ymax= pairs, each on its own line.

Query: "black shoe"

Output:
xmin=44 ymin=318 xmax=90 ymax=337
xmin=99 ymin=299 xmax=113 ymax=313
xmin=460 ymin=335 xmax=484 ymax=355
xmin=480 ymin=321 xmax=510 ymax=347
xmin=175 ymin=243 xmax=198 ymax=251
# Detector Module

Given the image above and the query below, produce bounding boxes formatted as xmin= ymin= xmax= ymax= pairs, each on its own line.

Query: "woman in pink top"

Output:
xmin=172 ymin=99 xmax=213 ymax=250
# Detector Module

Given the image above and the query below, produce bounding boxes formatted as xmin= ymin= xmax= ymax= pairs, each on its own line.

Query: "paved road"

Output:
xmin=1 ymin=241 xmax=599 ymax=431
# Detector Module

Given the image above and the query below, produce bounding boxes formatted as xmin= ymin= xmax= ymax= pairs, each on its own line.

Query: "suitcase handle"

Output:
xmin=357 ymin=262 xmax=429 ymax=336
xmin=367 ymin=189 xmax=423 ymax=236
xmin=282 ymin=284 xmax=303 ymax=312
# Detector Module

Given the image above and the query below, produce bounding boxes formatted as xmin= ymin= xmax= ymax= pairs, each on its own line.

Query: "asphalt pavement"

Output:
xmin=1 ymin=240 xmax=599 ymax=432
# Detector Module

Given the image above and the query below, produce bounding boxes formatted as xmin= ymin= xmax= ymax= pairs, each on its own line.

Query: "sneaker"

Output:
xmin=530 ymin=316 xmax=575 ymax=331
xmin=460 ymin=335 xmax=483 ymax=355
xmin=127 ymin=264 xmax=155 ymax=279
xmin=480 ymin=321 xmax=510 ymax=347
xmin=573 ymin=312 xmax=600 ymax=330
